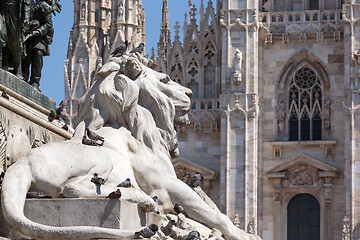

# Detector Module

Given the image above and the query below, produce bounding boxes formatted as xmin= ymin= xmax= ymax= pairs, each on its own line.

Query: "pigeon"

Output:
xmin=186 ymin=230 xmax=201 ymax=240
xmin=48 ymin=110 xmax=56 ymax=122
xmin=62 ymin=124 xmax=69 ymax=131
xmin=107 ymin=189 xmax=122 ymax=199
xmin=190 ymin=173 xmax=204 ymax=188
xmin=130 ymin=43 xmax=145 ymax=54
xmin=135 ymin=224 xmax=159 ymax=238
xmin=86 ymin=128 xmax=105 ymax=142
xmin=82 ymin=135 xmax=103 ymax=147
xmin=173 ymin=203 xmax=188 ymax=217
xmin=117 ymin=178 xmax=131 ymax=188
xmin=91 ymin=173 xmax=105 ymax=185
xmin=111 ymin=40 xmax=128 ymax=57
xmin=1 ymin=90 xmax=9 ymax=100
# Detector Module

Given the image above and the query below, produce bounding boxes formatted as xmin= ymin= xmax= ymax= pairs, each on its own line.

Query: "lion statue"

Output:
xmin=1 ymin=53 xmax=260 ymax=240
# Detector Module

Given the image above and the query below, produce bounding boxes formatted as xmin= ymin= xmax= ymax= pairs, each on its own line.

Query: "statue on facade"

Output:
xmin=233 ymin=48 xmax=243 ymax=85
xmin=1 ymin=53 xmax=260 ymax=240
xmin=0 ymin=0 xmax=31 ymax=79
xmin=22 ymin=0 xmax=61 ymax=91
xmin=277 ymin=99 xmax=286 ymax=131
xmin=117 ymin=0 xmax=124 ymax=21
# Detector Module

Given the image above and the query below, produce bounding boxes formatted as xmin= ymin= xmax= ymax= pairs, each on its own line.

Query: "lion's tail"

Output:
xmin=1 ymin=160 xmax=137 ymax=240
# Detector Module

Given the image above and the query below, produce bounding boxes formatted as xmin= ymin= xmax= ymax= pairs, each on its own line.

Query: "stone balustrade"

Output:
xmin=259 ymin=9 xmax=342 ymax=29
xmin=190 ymin=98 xmax=220 ymax=112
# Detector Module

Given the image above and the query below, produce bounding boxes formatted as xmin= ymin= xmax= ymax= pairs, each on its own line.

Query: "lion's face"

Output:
xmin=136 ymin=62 xmax=192 ymax=125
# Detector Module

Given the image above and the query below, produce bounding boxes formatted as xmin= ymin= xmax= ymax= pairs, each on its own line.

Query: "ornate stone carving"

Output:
xmin=274 ymin=148 xmax=281 ymax=159
xmin=248 ymin=94 xmax=260 ymax=120
xmin=232 ymin=49 xmax=243 ymax=85
xmin=247 ymin=217 xmax=256 ymax=234
xmin=233 ymin=214 xmax=241 ymax=228
xmin=299 ymin=33 xmax=307 ymax=43
xmin=342 ymin=216 xmax=350 ymax=240
xmin=323 ymin=98 xmax=331 ymax=130
xmin=117 ymin=0 xmax=125 ymax=21
xmin=265 ymin=33 xmax=272 ymax=44
xmin=277 ymin=99 xmax=286 ymax=132
xmin=290 ymin=164 xmax=315 ymax=186
xmin=282 ymin=33 xmax=289 ymax=43
xmin=326 ymin=146 xmax=334 ymax=158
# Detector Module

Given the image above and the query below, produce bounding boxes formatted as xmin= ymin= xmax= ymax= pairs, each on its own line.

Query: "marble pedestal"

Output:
xmin=1 ymin=198 xmax=147 ymax=239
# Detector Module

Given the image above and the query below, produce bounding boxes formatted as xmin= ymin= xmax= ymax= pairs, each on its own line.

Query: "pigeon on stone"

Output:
xmin=111 ymin=40 xmax=128 ymax=57
xmin=91 ymin=173 xmax=105 ymax=185
xmin=55 ymin=101 xmax=70 ymax=124
xmin=82 ymin=135 xmax=103 ymax=147
xmin=1 ymin=90 xmax=9 ymax=100
xmin=62 ymin=124 xmax=69 ymax=131
xmin=186 ymin=230 xmax=201 ymax=240
xmin=107 ymin=189 xmax=122 ymax=199
xmin=48 ymin=110 xmax=56 ymax=122
xmin=135 ymin=224 xmax=159 ymax=238
xmin=173 ymin=203 xmax=188 ymax=217
xmin=117 ymin=178 xmax=131 ymax=188
xmin=130 ymin=43 xmax=145 ymax=54
xmin=86 ymin=128 xmax=105 ymax=143
xmin=190 ymin=173 xmax=204 ymax=188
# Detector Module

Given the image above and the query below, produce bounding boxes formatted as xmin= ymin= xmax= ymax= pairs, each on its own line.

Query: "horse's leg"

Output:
xmin=166 ymin=178 xmax=260 ymax=240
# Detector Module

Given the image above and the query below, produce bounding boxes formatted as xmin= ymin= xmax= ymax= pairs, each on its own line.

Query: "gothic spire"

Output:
xmin=158 ymin=0 xmax=171 ymax=66
xmin=159 ymin=0 xmax=171 ymax=47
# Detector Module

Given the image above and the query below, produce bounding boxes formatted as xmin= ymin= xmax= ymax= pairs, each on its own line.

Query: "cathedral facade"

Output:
xmin=65 ymin=0 xmax=360 ymax=239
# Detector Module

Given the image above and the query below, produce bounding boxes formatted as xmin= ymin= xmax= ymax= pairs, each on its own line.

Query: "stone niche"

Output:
xmin=266 ymin=153 xmax=339 ymax=240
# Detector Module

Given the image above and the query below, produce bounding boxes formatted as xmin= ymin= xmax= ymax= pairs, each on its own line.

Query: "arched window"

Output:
xmin=288 ymin=65 xmax=322 ymax=141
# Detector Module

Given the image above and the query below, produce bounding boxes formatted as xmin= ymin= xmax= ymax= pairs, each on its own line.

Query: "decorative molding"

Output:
xmin=267 ymin=153 xmax=339 ymax=202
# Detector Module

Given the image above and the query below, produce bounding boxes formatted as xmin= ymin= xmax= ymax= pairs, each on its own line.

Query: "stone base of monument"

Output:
xmin=0 ymin=198 xmax=148 ymax=240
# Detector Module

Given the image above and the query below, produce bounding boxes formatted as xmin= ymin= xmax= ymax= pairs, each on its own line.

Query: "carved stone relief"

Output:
xmin=277 ymin=99 xmax=286 ymax=132
xmin=323 ymin=98 xmax=331 ymax=130
xmin=232 ymin=49 xmax=243 ymax=85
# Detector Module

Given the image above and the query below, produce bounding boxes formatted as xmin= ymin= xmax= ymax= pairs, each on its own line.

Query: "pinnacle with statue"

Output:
xmin=1 ymin=47 xmax=261 ymax=239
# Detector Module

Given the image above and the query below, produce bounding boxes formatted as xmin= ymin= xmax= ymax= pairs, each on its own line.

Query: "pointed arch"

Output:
xmin=171 ymin=71 xmax=184 ymax=86
xmin=71 ymin=66 xmax=88 ymax=99
xmin=203 ymin=37 xmax=217 ymax=62
xmin=278 ymin=50 xmax=329 ymax=90
xmin=287 ymin=63 xmax=324 ymax=141
xmin=72 ymin=33 xmax=90 ymax=60
xmin=186 ymin=54 xmax=201 ymax=80
xmin=203 ymin=1 xmax=218 ymax=35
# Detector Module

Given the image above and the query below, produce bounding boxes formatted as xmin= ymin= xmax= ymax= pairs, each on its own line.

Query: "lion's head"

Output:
xmin=76 ymin=53 xmax=192 ymax=157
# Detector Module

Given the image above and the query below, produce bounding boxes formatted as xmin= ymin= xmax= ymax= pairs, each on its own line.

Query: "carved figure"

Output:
xmin=233 ymin=48 xmax=243 ymax=85
xmin=323 ymin=98 xmax=331 ymax=130
xmin=277 ymin=99 xmax=286 ymax=131
xmin=1 ymin=53 xmax=259 ymax=240
xmin=117 ymin=0 xmax=124 ymax=21
xmin=277 ymin=99 xmax=286 ymax=122
xmin=0 ymin=0 xmax=31 ymax=78
xmin=22 ymin=0 xmax=59 ymax=90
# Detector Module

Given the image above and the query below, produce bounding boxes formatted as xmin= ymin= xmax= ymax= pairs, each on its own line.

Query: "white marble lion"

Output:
xmin=1 ymin=53 xmax=260 ymax=240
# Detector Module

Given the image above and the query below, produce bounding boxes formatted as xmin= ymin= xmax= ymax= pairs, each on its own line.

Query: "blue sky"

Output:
xmin=41 ymin=0 xmax=204 ymax=104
